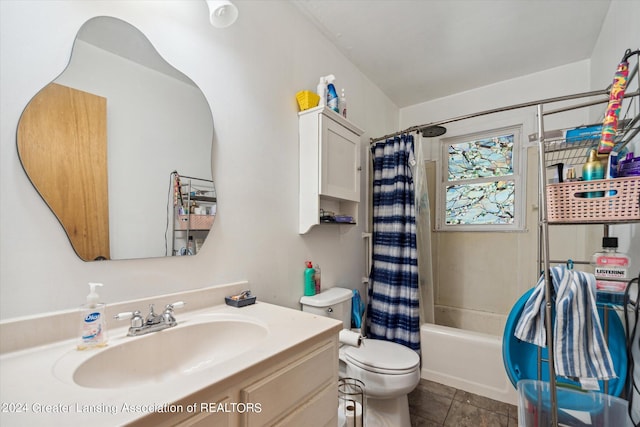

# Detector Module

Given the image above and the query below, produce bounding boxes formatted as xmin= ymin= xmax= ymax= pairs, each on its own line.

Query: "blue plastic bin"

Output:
xmin=502 ymin=288 xmax=628 ymax=396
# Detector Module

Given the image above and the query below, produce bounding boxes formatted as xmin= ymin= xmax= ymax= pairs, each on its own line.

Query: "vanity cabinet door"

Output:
xmin=174 ymin=397 xmax=232 ymax=427
xmin=240 ymin=341 xmax=337 ymax=427
xmin=272 ymin=381 xmax=337 ymax=427
xmin=132 ymin=391 xmax=238 ymax=427
xmin=319 ymin=114 xmax=361 ymax=202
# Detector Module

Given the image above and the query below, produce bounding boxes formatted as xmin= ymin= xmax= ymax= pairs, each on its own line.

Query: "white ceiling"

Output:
xmin=293 ymin=0 xmax=612 ymax=108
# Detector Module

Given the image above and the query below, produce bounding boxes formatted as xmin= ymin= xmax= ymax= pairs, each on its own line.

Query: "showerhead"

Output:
xmin=419 ymin=125 xmax=447 ymax=137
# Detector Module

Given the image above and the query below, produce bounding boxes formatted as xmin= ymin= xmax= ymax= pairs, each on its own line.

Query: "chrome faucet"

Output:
xmin=115 ymin=301 xmax=185 ymax=336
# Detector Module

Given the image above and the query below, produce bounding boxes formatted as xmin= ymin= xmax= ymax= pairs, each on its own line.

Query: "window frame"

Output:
xmin=435 ymin=124 xmax=526 ymax=232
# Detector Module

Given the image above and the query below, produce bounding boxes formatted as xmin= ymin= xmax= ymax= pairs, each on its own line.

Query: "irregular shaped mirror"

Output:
xmin=17 ymin=17 xmax=215 ymax=261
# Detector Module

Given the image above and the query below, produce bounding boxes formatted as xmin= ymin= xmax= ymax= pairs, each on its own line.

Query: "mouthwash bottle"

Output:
xmin=591 ymin=237 xmax=630 ymax=304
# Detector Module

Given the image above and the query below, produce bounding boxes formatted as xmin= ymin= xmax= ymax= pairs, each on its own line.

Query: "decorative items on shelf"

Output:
xmin=296 ymin=74 xmax=347 ymax=118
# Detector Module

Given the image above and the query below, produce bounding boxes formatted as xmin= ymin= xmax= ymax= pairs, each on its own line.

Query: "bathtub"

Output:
xmin=420 ymin=323 xmax=518 ymax=405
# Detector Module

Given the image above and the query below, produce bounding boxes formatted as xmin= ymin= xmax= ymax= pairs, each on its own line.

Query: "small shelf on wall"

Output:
xmin=298 ymin=106 xmax=364 ymax=234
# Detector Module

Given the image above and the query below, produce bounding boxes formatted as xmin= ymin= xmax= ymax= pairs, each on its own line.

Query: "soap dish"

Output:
xmin=225 ymin=295 xmax=257 ymax=308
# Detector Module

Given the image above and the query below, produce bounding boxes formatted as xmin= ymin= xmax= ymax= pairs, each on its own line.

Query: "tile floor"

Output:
xmin=408 ymin=379 xmax=518 ymax=427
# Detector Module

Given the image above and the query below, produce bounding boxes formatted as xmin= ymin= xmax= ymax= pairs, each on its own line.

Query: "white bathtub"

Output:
xmin=420 ymin=323 xmax=518 ymax=405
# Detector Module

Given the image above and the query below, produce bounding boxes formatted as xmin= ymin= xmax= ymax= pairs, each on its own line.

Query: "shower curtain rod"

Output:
xmin=370 ymin=85 xmax=639 ymax=145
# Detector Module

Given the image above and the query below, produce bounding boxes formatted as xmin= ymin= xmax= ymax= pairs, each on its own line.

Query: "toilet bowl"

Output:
xmin=341 ymin=339 xmax=420 ymax=399
xmin=300 ymin=287 xmax=421 ymax=427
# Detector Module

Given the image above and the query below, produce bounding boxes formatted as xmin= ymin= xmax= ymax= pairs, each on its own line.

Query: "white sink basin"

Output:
xmin=54 ymin=315 xmax=268 ymax=389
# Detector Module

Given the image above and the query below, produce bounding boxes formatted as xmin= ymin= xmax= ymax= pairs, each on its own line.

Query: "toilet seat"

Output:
xmin=343 ymin=339 xmax=419 ymax=375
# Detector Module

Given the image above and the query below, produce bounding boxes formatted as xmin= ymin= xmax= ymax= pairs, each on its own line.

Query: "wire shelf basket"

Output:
xmin=542 ymin=117 xmax=638 ymax=167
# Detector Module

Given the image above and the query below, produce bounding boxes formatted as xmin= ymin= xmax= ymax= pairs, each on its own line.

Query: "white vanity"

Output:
xmin=0 ymin=283 xmax=341 ymax=427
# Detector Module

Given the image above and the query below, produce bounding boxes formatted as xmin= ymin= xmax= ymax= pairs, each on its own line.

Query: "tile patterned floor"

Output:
xmin=408 ymin=379 xmax=518 ymax=427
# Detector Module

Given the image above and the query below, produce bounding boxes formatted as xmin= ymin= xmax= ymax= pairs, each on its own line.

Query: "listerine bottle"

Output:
xmin=591 ymin=237 xmax=631 ymax=304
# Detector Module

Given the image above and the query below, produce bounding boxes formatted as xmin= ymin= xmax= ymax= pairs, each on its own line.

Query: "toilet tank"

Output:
xmin=300 ymin=287 xmax=352 ymax=329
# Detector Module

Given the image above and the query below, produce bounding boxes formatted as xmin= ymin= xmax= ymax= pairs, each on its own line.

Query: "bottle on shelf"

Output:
xmin=591 ymin=237 xmax=630 ymax=304
xmin=339 ymin=89 xmax=347 ymax=118
xmin=314 ymin=264 xmax=321 ymax=294
xmin=317 ymin=76 xmax=327 ymax=107
xmin=326 ymin=75 xmax=339 ymax=113
xmin=582 ymin=149 xmax=605 ymax=198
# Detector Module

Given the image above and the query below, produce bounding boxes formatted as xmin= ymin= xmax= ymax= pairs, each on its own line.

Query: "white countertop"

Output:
xmin=0 ymin=301 xmax=341 ymax=426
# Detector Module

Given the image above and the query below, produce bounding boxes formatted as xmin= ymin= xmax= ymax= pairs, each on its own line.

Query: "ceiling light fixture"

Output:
xmin=205 ymin=0 xmax=238 ymax=28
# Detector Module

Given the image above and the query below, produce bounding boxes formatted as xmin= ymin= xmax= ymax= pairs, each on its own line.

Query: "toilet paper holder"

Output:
xmin=338 ymin=377 xmax=365 ymax=427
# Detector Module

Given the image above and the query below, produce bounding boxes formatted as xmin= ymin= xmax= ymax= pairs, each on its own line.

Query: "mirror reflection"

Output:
xmin=17 ymin=17 xmax=215 ymax=261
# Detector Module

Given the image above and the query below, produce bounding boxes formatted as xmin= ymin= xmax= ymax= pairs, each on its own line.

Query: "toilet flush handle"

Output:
xmin=326 ymin=307 xmax=333 ymax=314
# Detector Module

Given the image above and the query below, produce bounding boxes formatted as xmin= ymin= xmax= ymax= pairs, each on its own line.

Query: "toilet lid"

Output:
xmin=343 ymin=339 xmax=419 ymax=375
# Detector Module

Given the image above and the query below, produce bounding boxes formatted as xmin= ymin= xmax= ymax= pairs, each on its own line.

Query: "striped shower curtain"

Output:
xmin=368 ymin=134 xmax=420 ymax=352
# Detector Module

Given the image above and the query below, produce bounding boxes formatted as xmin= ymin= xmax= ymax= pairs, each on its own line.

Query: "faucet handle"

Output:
xmin=162 ymin=301 xmax=184 ymax=326
xmin=114 ymin=311 xmax=135 ymax=320
xmin=114 ymin=310 xmax=144 ymax=328
xmin=165 ymin=301 xmax=185 ymax=312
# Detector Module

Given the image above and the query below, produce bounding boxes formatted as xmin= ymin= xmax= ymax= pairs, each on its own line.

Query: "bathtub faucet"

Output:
xmin=114 ymin=301 xmax=185 ymax=336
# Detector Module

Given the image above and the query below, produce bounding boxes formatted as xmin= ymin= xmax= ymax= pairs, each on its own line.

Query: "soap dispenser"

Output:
xmin=78 ymin=282 xmax=108 ymax=350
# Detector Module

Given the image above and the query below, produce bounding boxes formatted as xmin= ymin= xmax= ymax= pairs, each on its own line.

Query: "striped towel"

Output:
xmin=514 ymin=265 xmax=616 ymax=381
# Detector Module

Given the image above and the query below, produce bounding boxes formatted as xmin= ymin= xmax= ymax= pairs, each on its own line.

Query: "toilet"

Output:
xmin=300 ymin=287 xmax=420 ymax=427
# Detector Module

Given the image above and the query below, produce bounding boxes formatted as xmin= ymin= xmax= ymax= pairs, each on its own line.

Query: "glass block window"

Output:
xmin=437 ymin=126 xmax=525 ymax=231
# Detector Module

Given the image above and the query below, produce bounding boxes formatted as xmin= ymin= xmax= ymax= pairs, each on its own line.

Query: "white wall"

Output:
xmin=0 ymin=0 xmax=399 ymax=319
xmin=399 ymin=0 xmax=640 ymax=333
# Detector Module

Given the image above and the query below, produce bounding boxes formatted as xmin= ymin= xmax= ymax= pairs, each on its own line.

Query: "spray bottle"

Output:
xmin=316 ymin=76 xmax=327 ymax=107
xmin=78 ymin=283 xmax=108 ymax=350
xmin=325 ymin=75 xmax=339 ymax=113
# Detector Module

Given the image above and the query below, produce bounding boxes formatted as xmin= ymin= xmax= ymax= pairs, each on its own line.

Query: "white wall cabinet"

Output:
xmin=299 ymin=106 xmax=364 ymax=234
